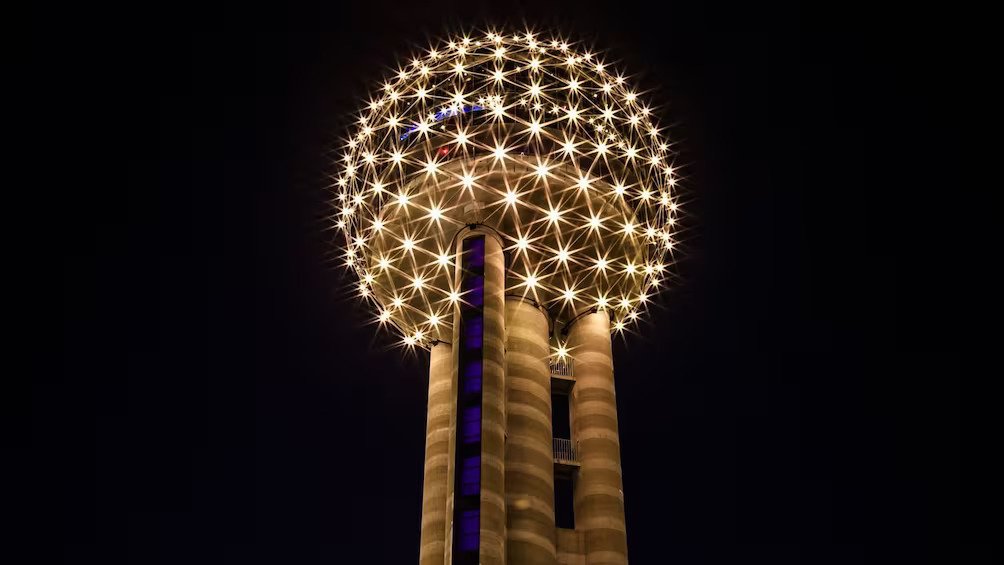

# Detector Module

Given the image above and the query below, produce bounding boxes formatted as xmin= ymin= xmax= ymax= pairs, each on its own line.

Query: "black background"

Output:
xmin=46 ymin=1 xmax=991 ymax=563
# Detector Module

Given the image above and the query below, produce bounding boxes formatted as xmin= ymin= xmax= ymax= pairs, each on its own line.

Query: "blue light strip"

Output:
xmin=452 ymin=236 xmax=485 ymax=565
xmin=399 ymin=105 xmax=486 ymax=141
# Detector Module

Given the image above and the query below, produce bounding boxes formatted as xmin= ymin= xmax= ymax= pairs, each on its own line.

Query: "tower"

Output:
xmin=333 ymin=30 xmax=679 ymax=565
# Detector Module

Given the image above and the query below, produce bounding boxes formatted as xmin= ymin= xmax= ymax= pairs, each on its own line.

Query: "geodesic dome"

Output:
xmin=332 ymin=30 xmax=681 ymax=347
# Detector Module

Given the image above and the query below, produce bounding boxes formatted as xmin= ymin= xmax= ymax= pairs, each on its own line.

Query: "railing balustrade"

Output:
xmin=549 ymin=360 xmax=573 ymax=378
xmin=553 ymin=437 xmax=578 ymax=463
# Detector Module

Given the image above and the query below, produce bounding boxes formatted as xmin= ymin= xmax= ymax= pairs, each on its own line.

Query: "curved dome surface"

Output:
xmin=332 ymin=31 xmax=681 ymax=347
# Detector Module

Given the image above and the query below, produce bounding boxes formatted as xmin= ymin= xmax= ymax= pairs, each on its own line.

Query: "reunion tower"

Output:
xmin=332 ymin=29 xmax=680 ymax=565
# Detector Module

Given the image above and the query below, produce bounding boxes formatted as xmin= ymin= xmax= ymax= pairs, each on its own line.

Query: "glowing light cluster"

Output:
xmin=332 ymin=29 xmax=682 ymax=348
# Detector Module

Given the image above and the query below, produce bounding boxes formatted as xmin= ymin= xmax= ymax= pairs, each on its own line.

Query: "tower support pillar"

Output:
xmin=420 ymin=341 xmax=453 ymax=565
xmin=447 ymin=228 xmax=507 ymax=565
xmin=504 ymin=297 xmax=557 ymax=565
xmin=567 ymin=310 xmax=628 ymax=564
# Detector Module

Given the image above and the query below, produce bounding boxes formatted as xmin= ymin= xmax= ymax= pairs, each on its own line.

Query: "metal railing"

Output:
xmin=550 ymin=360 xmax=573 ymax=378
xmin=553 ymin=438 xmax=578 ymax=463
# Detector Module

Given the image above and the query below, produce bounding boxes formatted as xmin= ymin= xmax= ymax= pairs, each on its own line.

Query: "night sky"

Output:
xmin=48 ymin=1 xmax=990 ymax=563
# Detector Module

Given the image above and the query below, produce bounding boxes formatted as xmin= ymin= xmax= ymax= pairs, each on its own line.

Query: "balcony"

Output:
xmin=553 ymin=438 xmax=579 ymax=466
xmin=550 ymin=359 xmax=575 ymax=394
xmin=549 ymin=360 xmax=573 ymax=378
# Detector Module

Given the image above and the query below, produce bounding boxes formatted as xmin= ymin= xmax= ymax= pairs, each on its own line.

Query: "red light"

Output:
xmin=437 ymin=146 xmax=450 ymax=157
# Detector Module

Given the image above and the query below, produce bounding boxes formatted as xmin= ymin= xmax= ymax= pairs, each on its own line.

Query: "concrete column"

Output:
xmin=447 ymin=228 xmax=507 ymax=565
xmin=568 ymin=311 xmax=628 ymax=565
xmin=504 ymin=298 xmax=557 ymax=565
xmin=420 ymin=341 xmax=453 ymax=565
xmin=478 ymin=230 xmax=507 ymax=565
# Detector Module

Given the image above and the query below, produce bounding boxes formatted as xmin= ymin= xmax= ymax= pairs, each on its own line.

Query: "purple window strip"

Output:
xmin=467 ymin=238 xmax=485 ymax=267
xmin=463 ymin=376 xmax=482 ymax=395
xmin=464 ymin=317 xmax=483 ymax=348
xmin=458 ymin=509 xmax=480 ymax=551
xmin=463 ymin=358 xmax=482 ymax=378
xmin=460 ymin=455 xmax=480 ymax=495
xmin=467 ymin=284 xmax=484 ymax=307
xmin=462 ymin=406 xmax=481 ymax=443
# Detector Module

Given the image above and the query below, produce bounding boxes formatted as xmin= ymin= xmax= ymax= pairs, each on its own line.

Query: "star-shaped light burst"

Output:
xmin=331 ymin=29 xmax=682 ymax=348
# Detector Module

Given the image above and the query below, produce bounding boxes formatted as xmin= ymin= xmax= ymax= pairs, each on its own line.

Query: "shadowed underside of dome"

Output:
xmin=331 ymin=30 xmax=682 ymax=348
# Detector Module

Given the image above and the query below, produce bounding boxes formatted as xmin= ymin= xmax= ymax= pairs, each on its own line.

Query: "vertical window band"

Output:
xmin=453 ymin=236 xmax=485 ymax=564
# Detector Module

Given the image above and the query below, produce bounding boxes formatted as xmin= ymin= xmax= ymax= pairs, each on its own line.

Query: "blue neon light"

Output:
xmin=464 ymin=317 xmax=483 ymax=349
xmin=460 ymin=456 xmax=480 ymax=495
xmin=398 ymin=105 xmax=486 ymax=141
xmin=453 ymin=235 xmax=485 ymax=565
xmin=462 ymin=406 xmax=481 ymax=443
xmin=458 ymin=509 xmax=480 ymax=551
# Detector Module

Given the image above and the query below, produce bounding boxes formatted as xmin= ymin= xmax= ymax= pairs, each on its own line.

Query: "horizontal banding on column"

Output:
xmin=505 ymin=298 xmax=555 ymax=565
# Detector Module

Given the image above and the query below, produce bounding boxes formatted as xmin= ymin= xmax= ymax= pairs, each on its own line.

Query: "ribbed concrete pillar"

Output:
xmin=504 ymin=298 xmax=557 ymax=565
xmin=480 ymin=231 xmax=507 ymax=565
xmin=447 ymin=228 xmax=507 ymax=565
xmin=420 ymin=341 xmax=453 ymax=565
xmin=568 ymin=310 xmax=628 ymax=565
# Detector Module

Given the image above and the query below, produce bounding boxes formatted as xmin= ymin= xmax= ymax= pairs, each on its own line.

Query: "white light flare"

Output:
xmin=333 ymin=30 xmax=681 ymax=346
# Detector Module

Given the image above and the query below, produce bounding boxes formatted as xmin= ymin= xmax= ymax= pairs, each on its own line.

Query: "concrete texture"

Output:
xmin=504 ymin=298 xmax=557 ymax=565
xmin=567 ymin=311 xmax=628 ymax=565
xmin=443 ymin=228 xmax=508 ymax=565
xmin=422 ymin=235 xmax=630 ymax=565
xmin=556 ymin=528 xmax=587 ymax=565
xmin=420 ymin=341 xmax=453 ymax=565
xmin=478 ymin=230 xmax=508 ymax=565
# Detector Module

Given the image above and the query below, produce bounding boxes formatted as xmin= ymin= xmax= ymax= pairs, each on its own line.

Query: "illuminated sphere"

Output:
xmin=333 ymin=30 xmax=680 ymax=347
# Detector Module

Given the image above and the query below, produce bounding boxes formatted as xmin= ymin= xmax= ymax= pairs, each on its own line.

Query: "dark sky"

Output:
xmin=47 ymin=1 xmax=989 ymax=563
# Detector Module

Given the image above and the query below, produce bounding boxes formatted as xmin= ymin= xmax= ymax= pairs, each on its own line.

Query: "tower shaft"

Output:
xmin=444 ymin=229 xmax=507 ymax=565
xmin=419 ymin=235 xmax=629 ymax=565
xmin=568 ymin=311 xmax=628 ymax=564
xmin=420 ymin=341 xmax=453 ymax=565
xmin=504 ymin=298 xmax=557 ymax=565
